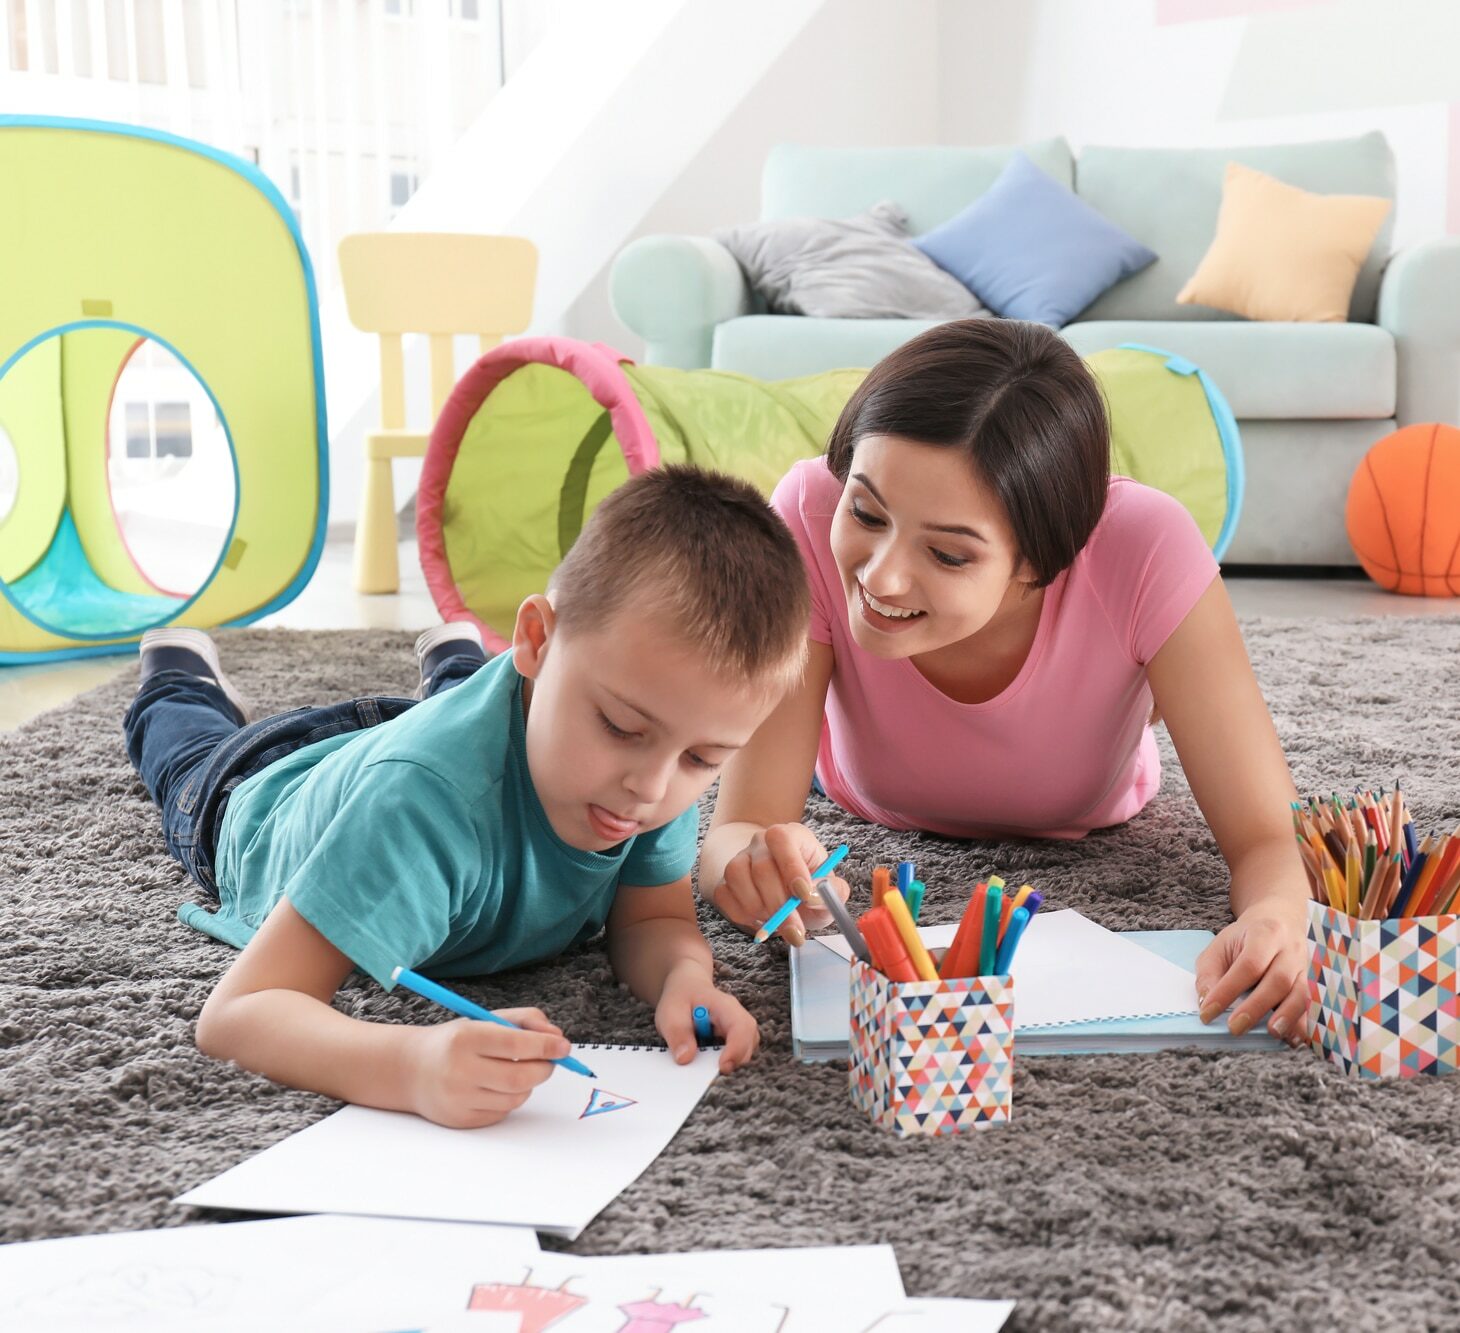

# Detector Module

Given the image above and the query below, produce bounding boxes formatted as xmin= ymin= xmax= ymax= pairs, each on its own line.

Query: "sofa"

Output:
xmin=609 ymin=135 xmax=1460 ymax=566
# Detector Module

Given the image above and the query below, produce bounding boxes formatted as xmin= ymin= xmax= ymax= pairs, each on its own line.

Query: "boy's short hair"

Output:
xmin=549 ymin=465 xmax=810 ymax=688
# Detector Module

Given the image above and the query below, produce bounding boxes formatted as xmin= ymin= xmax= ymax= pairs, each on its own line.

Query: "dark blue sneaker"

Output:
xmin=138 ymin=627 xmax=250 ymax=725
xmin=413 ymin=621 xmax=487 ymax=699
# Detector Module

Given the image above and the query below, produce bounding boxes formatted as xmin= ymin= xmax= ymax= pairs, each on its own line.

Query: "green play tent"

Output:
xmin=0 ymin=117 xmax=327 ymax=663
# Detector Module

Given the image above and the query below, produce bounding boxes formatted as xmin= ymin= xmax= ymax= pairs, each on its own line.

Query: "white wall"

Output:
xmin=936 ymin=0 xmax=1458 ymax=250
xmin=562 ymin=0 xmax=942 ymax=355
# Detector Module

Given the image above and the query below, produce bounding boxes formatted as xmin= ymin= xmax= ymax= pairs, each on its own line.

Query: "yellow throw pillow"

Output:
xmin=1177 ymin=161 xmax=1392 ymax=322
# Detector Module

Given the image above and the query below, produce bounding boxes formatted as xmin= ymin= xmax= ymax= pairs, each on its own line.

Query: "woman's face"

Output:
xmin=828 ymin=434 xmax=1032 ymax=660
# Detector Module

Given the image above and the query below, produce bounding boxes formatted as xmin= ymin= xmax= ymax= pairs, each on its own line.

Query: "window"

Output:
xmin=154 ymin=403 xmax=193 ymax=459
xmin=390 ymin=170 xmax=418 ymax=210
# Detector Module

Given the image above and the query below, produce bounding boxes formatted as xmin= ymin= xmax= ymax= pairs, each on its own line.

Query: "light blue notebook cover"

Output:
xmin=789 ymin=928 xmax=1282 ymax=1060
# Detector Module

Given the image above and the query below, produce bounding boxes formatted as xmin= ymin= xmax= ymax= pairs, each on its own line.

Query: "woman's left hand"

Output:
xmin=1194 ymin=902 xmax=1310 ymax=1046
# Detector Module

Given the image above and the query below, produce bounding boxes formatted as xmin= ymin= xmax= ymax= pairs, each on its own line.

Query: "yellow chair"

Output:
xmin=338 ymin=232 xmax=537 ymax=594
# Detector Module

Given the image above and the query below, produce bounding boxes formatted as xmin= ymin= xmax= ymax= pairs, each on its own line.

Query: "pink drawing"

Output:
xmin=581 ymin=1087 xmax=637 ymax=1118
xmin=615 ymin=1295 xmax=708 ymax=1332
xmin=467 ymin=1272 xmax=587 ymax=1332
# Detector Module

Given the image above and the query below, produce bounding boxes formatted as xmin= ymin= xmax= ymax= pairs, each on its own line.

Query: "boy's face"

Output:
xmin=512 ymin=598 xmax=781 ymax=853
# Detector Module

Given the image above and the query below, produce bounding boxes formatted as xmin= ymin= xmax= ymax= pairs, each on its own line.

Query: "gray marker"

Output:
xmin=814 ymin=873 xmax=872 ymax=965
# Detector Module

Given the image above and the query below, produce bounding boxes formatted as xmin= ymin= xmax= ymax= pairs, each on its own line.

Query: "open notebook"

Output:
xmin=794 ymin=908 xmax=1282 ymax=1059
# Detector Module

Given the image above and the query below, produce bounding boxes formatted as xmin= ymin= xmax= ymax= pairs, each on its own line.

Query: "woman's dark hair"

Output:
xmin=824 ymin=319 xmax=1110 ymax=587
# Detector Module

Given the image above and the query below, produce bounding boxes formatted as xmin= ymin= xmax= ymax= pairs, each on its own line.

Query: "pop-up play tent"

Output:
xmin=418 ymin=337 xmax=1242 ymax=649
xmin=0 ymin=117 xmax=327 ymax=663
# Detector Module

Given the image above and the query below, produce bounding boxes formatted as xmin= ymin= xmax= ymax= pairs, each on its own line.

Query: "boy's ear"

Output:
xmin=512 ymin=594 xmax=556 ymax=679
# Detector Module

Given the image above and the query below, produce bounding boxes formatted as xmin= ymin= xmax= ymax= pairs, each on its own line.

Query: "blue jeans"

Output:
xmin=122 ymin=652 xmax=485 ymax=896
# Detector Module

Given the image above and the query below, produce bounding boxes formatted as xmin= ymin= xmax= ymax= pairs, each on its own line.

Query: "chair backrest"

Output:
xmin=338 ymin=232 xmax=537 ymax=429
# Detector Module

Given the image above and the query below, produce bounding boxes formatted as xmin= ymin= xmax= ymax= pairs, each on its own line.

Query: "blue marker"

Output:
xmin=754 ymin=843 xmax=851 ymax=943
xmin=692 ymin=1005 xmax=713 ymax=1043
xmin=897 ymin=861 xmax=915 ymax=896
xmin=390 ymin=966 xmax=596 ymax=1079
xmin=994 ymin=906 xmax=1031 ymax=974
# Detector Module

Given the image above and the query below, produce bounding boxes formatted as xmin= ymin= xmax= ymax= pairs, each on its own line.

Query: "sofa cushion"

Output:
xmin=1176 ymin=163 xmax=1392 ymax=322
xmin=1061 ymin=321 xmax=1396 ymax=420
xmin=761 ymin=139 xmax=1073 ymax=235
xmin=711 ymin=315 xmax=940 ymax=381
xmin=913 ymin=152 xmax=1157 ymax=326
xmin=1074 ymin=133 xmax=1396 ymax=323
xmin=713 ymin=201 xmax=987 ymax=321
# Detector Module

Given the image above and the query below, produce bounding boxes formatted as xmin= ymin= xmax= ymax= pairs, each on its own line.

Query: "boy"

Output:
xmin=124 ymin=467 xmax=810 ymax=1129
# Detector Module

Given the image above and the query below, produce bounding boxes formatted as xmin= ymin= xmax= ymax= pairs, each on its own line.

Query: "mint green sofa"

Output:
xmin=610 ymin=134 xmax=1460 ymax=566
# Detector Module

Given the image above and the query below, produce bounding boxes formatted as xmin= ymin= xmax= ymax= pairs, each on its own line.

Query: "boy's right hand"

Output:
xmin=407 ymin=1008 xmax=570 ymax=1129
xmin=711 ymin=823 xmax=850 ymax=948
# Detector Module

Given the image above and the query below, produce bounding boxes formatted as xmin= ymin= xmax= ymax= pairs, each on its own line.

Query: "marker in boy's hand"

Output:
xmin=711 ymin=822 xmax=851 ymax=947
xmin=654 ymin=972 xmax=760 ymax=1074
xmin=410 ymin=1008 xmax=571 ymax=1130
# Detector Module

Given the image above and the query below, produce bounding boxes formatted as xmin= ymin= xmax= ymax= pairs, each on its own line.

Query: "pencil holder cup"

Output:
xmin=848 ymin=957 xmax=1014 ymax=1136
xmin=1306 ymin=900 xmax=1460 ymax=1078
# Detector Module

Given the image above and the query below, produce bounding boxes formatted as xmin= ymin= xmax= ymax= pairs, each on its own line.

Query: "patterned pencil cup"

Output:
xmin=1306 ymin=900 xmax=1460 ymax=1078
xmin=848 ymin=958 xmax=1015 ymax=1136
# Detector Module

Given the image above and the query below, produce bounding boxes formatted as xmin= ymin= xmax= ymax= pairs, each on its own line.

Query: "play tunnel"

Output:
xmin=0 ymin=117 xmax=328 ymax=663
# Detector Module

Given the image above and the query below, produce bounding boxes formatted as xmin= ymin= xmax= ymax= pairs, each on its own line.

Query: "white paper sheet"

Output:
xmin=871 ymin=1296 xmax=1017 ymax=1331
xmin=0 ymin=1215 xmax=539 ymax=1333
xmin=176 ymin=1046 xmax=720 ymax=1239
xmin=407 ymin=1244 xmax=907 ymax=1332
xmin=815 ymin=908 xmax=1200 ymax=1028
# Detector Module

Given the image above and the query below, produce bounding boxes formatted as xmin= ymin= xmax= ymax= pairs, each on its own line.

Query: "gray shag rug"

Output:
xmin=3 ymin=618 xmax=1460 ymax=1332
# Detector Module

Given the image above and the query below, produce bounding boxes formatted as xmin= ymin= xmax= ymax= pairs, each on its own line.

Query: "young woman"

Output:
xmin=701 ymin=319 xmax=1310 ymax=1044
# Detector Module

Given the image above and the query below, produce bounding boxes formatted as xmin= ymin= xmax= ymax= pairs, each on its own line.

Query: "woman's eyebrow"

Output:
xmin=852 ymin=472 xmax=987 ymax=543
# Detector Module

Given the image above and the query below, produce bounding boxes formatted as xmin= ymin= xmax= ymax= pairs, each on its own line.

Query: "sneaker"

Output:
xmin=413 ymin=621 xmax=487 ymax=699
xmin=138 ymin=628 xmax=251 ymax=725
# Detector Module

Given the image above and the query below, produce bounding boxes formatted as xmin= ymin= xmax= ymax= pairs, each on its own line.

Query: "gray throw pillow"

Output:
xmin=714 ymin=201 xmax=989 ymax=320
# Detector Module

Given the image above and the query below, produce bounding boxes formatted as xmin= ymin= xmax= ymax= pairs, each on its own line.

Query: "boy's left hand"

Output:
xmin=655 ymin=972 xmax=760 ymax=1074
xmin=1194 ymin=901 xmax=1309 ymax=1045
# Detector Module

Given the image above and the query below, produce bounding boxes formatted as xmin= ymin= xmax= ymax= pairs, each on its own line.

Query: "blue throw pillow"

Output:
xmin=913 ymin=152 xmax=1157 ymax=327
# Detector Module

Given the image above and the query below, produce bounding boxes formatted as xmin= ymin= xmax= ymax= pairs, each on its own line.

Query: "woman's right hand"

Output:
xmin=710 ymin=823 xmax=850 ymax=947
xmin=406 ymin=1009 xmax=568 ymax=1129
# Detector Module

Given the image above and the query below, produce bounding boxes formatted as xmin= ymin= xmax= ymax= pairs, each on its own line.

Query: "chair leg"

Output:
xmin=354 ymin=456 xmax=400 ymax=594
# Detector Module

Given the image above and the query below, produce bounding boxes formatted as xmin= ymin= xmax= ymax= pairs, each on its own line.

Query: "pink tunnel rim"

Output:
xmin=415 ymin=337 xmax=660 ymax=652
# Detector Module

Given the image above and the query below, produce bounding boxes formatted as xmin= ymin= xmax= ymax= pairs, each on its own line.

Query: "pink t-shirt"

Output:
xmin=771 ymin=458 xmax=1220 ymax=840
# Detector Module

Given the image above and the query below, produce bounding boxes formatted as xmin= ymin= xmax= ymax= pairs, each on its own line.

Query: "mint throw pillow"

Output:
xmin=914 ymin=152 xmax=1157 ymax=327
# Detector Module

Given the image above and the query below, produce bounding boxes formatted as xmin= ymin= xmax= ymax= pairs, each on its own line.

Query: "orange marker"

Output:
xmin=881 ymin=888 xmax=939 ymax=981
xmin=939 ymin=883 xmax=988 ymax=980
xmin=999 ymin=883 xmax=1034 ymax=936
xmin=871 ymin=866 xmax=891 ymax=909
xmin=858 ymin=906 xmax=919 ymax=982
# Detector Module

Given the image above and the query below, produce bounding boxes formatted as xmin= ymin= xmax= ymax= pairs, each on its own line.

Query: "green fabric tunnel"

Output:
xmin=417 ymin=338 xmax=1242 ymax=650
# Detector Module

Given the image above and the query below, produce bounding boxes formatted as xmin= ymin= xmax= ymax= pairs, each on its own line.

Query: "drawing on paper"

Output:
xmin=5 ymin=1264 xmax=240 ymax=1321
xmin=615 ymin=1294 xmax=709 ymax=1330
xmin=468 ymin=1270 xmax=588 ymax=1332
xmin=581 ymin=1087 xmax=637 ymax=1118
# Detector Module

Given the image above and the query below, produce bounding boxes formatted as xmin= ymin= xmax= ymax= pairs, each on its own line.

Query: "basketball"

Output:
xmin=1345 ymin=423 xmax=1460 ymax=596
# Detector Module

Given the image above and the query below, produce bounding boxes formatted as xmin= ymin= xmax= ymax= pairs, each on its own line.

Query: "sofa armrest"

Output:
xmin=1377 ymin=238 xmax=1460 ymax=426
xmin=610 ymin=235 xmax=751 ymax=369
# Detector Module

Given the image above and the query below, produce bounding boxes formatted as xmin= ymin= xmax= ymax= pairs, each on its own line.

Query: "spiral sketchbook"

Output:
xmin=795 ymin=909 xmax=1282 ymax=1059
xmin=176 ymin=1045 xmax=719 ymax=1240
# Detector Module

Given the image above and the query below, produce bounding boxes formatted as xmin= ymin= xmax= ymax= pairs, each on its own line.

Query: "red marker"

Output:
xmin=939 ymin=883 xmax=988 ymax=980
xmin=858 ymin=906 xmax=920 ymax=982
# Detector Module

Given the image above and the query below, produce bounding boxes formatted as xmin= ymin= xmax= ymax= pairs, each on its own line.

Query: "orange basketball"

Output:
xmin=1346 ymin=423 xmax=1460 ymax=596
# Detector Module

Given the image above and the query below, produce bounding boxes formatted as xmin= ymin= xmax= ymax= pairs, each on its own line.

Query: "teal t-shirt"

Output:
xmin=179 ymin=653 xmax=699 ymax=986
